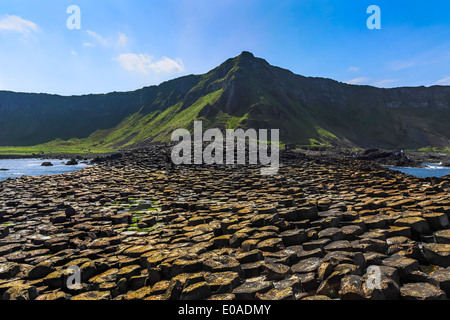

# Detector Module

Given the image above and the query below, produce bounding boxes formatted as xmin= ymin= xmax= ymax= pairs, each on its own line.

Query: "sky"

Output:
xmin=0 ymin=0 xmax=450 ymax=95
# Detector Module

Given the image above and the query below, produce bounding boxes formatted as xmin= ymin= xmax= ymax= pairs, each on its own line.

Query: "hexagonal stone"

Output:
xmin=261 ymin=262 xmax=291 ymax=281
xmin=71 ymin=291 xmax=112 ymax=300
xmin=88 ymin=268 xmax=119 ymax=288
xmin=302 ymin=238 xmax=331 ymax=251
xmin=232 ymin=277 xmax=274 ymax=300
xmin=279 ymin=229 xmax=307 ymax=246
xmin=360 ymin=215 xmax=389 ymax=230
xmin=35 ymin=290 xmax=67 ymax=300
xmin=292 ymin=257 xmax=322 ymax=274
xmin=171 ymin=258 xmax=203 ymax=277
xmin=256 ymin=238 xmax=284 ymax=252
xmin=123 ymin=286 xmax=152 ymax=300
xmin=202 ymin=256 xmax=242 ymax=274
xmin=382 ymin=256 xmax=420 ymax=280
xmin=0 ymin=262 xmax=21 ymax=279
xmin=394 ymin=217 xmax=430 ymax=237
xmin=27 ymin=261 xmax=54 ymax=280
xmin=234 ymin=250 xmax=263 ymax=264
xmin=435 ymin=230 xmax=450 ymax=244
xmin=2 ymin=284 xmax=38 ymax=300
xmin=181 ymin=282 xmax=211 ymax=300
xmin=318 ymin=228 xmax=344 ymax=241
xmin=206 ymin=271 xmax=241 ymax=294
xmin=301 ymin=295 xmax=332 ymax=300
xmin=400 ymin=282 xmax=446 ymax=300
xmin=296 ymin=272 xmax=318 ymax=292
xmin=324 ymin=240 xmax=353 ymax=253
xmin=341 ymin=225 xmax=364 ymax=240
xmin=362 ymin=266 xmax=400 ymax=300
xmin=422 ymin=243 xmax=450 ymax=267
xmin=339 ymin=275 xmax=365 ymax=300
xmin=241 ymin=261 xmax=263 ymax=278
xmin=117 ymin=265 xmax=141 ymax=280
xmin=423 ymin=212 xmax=449 ymax=231
xmin=430 ymin=269 xmax=450 ymax=295
xmin=256 ymin=287 xmax=294 ymax=300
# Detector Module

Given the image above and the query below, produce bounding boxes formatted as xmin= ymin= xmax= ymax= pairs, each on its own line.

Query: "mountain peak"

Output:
xmin=238 ymin=51 xmax=255 ymax=59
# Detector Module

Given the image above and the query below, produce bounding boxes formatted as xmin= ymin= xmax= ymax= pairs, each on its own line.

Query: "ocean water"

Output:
xmin=0 ymin=158 xmax=90 ymax=182
xmin=389 ymin=163 xmax=450 ymax=178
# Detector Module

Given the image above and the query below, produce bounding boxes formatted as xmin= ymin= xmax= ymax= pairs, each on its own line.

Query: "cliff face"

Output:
xmin=1 ymin=51 xmax=450 ymax=149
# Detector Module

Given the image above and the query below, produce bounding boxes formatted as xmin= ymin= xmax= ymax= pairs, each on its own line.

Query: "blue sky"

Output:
xmin=0 ymin=0 xmax=450 ymax=95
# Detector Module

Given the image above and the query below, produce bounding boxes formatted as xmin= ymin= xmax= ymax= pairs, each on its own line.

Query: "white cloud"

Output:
xmin=0 ymin=15 xmax=38 ymax=34
xmin=117 ymin=53 xmax=185 ymax=74
xmin=347 ymin=66 xmax=360 ymax=72
xmin=372 ymin=79 xmax=398 ymax=87
xmin=86 ymin=30 xmax=109 ymax=47
xmin=345 ymin=77 xmax=370 ymax=85
xmin=434 ymin=77 xmax=450 ymax=86
xmin=389 ymin=60 xmax=417 ymax=71
xmin=86 ymin=30 xmax=128 ymax=48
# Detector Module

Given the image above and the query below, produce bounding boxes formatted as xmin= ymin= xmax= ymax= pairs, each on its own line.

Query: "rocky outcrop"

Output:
xmin=0 ymin=146 xmax=449 ymax=300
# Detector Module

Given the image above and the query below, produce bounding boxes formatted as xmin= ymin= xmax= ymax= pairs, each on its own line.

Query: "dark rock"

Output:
xmin=232 ymin=277 xmax=274 ymax=300
xmin=400 ymin=282 xmax=447 ymax=300
xmin=41 ymin=162 xmax=53 ymax=167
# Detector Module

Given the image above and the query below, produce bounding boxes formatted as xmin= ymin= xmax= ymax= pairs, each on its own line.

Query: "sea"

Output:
xmin=388 ymin=163 xmax=450 ymax=178
xmin=0 ymin=159 xmax=449 ymax=182
xmin=0 ymin=158 xmax=90 ymax=182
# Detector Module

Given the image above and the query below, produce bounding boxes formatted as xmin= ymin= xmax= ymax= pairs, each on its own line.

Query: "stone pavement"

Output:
xmin=0 ymin=146 xmax=450 ymax=300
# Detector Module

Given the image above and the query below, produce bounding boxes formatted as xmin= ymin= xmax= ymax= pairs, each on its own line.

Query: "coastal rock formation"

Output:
xmin=0 ymin=146 xmax=450 ymax=300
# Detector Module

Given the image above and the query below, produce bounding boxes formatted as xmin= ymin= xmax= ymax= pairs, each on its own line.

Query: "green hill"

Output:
xmin=1 ymin=51 xmax=450 ymax=152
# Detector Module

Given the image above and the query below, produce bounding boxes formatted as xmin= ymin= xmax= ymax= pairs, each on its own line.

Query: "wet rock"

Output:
xmin=65 ymin=159 xmax=78 ymax=166
xmin=41 ymin=162 xmax=53 ymax=167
